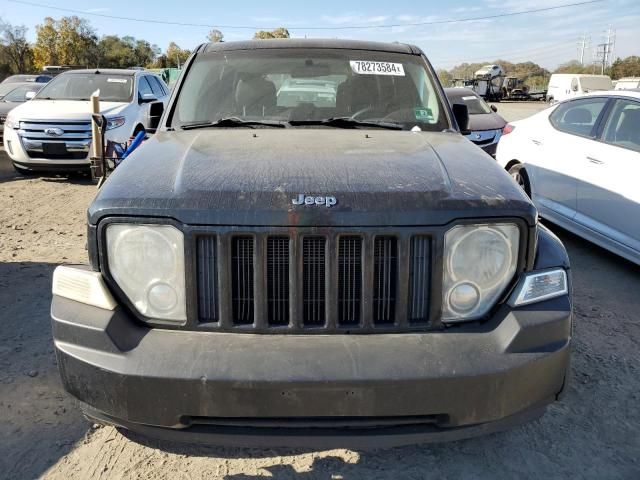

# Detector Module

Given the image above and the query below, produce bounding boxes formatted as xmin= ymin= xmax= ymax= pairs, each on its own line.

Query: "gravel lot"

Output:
xmin=1 ymin=102 xmax=639 ymax=479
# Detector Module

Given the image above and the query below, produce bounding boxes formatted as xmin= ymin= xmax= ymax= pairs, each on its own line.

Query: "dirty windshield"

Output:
xmin=35 ymin=73 xmax=134 ymax=102
xmin=172 ymin=48 xmax=449 ymax=131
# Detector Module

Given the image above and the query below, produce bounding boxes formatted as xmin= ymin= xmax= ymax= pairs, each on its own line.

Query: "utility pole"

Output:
xmin=595 ymin=25 xmax=616 ymax=75
xmin=578 ymin=33 xmax=590 ymax=66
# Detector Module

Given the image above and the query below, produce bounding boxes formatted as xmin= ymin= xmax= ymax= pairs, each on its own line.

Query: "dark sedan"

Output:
xmin=445 ymin=88 xmax=507 ymax=156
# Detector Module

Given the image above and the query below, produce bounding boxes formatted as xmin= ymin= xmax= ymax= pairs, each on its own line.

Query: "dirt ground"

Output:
xmin=1 ymin=103 xmax=639 ymax=479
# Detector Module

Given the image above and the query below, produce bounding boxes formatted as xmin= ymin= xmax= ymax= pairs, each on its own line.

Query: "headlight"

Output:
xmin=4 ymin=114 xmax=19 ymax=129
xmin=106 ymin=224 xmax=186 ymax=322
xmin=443 ymin=223 xmax=519 ymax=322
xmin=106 ymin=116 xmax=126 ymax=130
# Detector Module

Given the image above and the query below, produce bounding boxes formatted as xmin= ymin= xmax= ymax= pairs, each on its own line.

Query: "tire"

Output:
xmin=508 ymin=163 xmax=531 ymax=197
xmin=547 ymin=96 xmax=554 ymax=105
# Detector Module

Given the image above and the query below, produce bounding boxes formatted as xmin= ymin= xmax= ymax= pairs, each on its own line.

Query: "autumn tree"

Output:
xmin=0 ymin=22 xmax=33 ymax=73
xmin=436 ymin=69 xmax=453 ymax=87
xmin=207 ymin=29 xmax=223 ymax=43
xmin=253 ymin=27 xmax=290 ymax=39
xmin=33 ymin=17 xmax=58 ymax=69
xmin=165 ymin=42 xmax=191 ymax=68
xmin=33 ymin=16 xmax=98 ymax=69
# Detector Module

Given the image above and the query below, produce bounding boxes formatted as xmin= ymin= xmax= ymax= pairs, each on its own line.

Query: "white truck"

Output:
xmin=614 ymin=77 xmax=640 ymax=90
xmin=472 ymin=65 xmax=504 ymax=101
xmin=546 ymin=74 xmax=612 ymax=104
xmin=3 ymin=69 xmax=169 ymax=174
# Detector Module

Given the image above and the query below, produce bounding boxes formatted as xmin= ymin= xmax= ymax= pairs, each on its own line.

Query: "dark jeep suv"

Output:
xmin=51 ymin=39 xmax=572 ymax=448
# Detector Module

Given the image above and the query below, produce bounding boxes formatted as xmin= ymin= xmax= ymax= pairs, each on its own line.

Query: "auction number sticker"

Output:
xmin=350 ymin=61 xmax=405 ymax=76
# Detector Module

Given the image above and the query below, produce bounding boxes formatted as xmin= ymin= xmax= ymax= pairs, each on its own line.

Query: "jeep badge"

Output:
xmin=292 ymin=194 xmax=337 ymax=207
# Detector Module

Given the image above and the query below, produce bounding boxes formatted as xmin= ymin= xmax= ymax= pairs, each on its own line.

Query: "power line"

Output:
xmin=7 ymin=0 xmax=606 ymax=31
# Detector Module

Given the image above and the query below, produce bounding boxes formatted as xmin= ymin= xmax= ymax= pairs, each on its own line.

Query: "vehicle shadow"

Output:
xmin=0 ymin=261 xmax=89 ymax=480
xmin=0 ymin=149 xmax=92 ymax=185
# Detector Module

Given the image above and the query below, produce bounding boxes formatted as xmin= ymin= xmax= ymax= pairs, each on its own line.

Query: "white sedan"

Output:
xmin=496 ymin=91 xmax=640 ymax=265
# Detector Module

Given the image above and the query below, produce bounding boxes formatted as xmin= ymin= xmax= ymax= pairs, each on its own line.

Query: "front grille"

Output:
xmin=18 ymin=121 xmax=92 ymax=160
xmin=193 ymin=230 xmax=433 ymax=332
xmin=196 ymin=236 xmax=217 ymax=322
xmin=303 ymin=237 xmax=326 ymax=326
xmin=267 ymin=237 xmax=289 ymax=326
xmin=373 ymin=237 xmax=397 ymax=324
xmin=408 ymin=236 xmax=430 ymax=323
xmin=231 ymin=236 xmax=254 ymax=325
xmin=338 ymin=236 xmax=362 ymax=325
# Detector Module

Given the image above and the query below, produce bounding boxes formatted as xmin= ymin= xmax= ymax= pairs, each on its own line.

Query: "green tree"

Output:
xmin=436 ymin=69 xmax=453 ymax=87
xmin=610 ymin=56 xmax=640 ymax=80
xmin=207 ymin=29 xmax=223 ymax=43
xmin=253 ymin=27 xmax=290 ymax=39
xmin=166 ymin=42 xmax=191 ymax=68
xmin=554 ymin=60 xmax=591 ymax=75
xmin=0 ymin=22 xmax=33 ymax=73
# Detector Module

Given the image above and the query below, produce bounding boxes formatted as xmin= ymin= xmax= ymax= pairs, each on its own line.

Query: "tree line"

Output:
xmin=437 ymin=56 xmax=640 ymax=90
xmin=0 ymin=16 xmax=290 ymax=76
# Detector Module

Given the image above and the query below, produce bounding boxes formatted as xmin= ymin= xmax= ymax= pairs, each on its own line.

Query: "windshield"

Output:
xmin=0 ymin=83 xmax=21 ymax=98
xmin=36 ymin=73 xmax=134 ymax=102
xmin=172 ymin=48 xmax=448 ymax=131
xmin=3 ymin=85 xmax=43 ymax=102
xmin=448 ymin=92 xmax=491 ymax=114
xmin=579 ymin=76 xmax=612 ymax=92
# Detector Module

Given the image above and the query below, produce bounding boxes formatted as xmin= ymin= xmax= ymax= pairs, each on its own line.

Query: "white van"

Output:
xmin=546 ymin=74 xmax=612 ymax=103
xmin=614 ymin=77 xmax=640 ymax=90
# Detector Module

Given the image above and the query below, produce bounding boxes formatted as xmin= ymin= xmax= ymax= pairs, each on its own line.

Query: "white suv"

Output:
xmin=3 ymin=69 xmax=170 ymax=174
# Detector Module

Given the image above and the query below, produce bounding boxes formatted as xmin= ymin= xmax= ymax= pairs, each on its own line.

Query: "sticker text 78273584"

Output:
xmin=350 ymin=61 xmax=405 ymax=76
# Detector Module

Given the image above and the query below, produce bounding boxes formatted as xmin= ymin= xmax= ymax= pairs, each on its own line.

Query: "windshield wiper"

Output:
xmin=180 ymin=117 xmax=288 ymax=130
xmin=289 ymin=117 xmax=403 ymax=130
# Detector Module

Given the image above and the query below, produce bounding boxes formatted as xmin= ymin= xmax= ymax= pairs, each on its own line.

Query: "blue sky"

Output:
xmin=1 ymin=0 xmax=639 ymax=69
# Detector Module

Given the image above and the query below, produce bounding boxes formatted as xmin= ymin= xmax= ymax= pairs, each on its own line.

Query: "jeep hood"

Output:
xmin=89 ymin=129 xmax=536 ymax=227
xmin=10 ymin=99 xmax=127 ymax=121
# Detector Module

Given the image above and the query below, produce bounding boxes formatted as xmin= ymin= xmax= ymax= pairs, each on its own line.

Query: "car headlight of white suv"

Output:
xmin=442 ymin=223 xmax=520 ymax=322
xmin=106 ymin=224 xmax=186 ymax=322
xmin=106 ymin=116 xmax=126 ymax=130
xmin=4 ymin=114 xmax=19 ymax=129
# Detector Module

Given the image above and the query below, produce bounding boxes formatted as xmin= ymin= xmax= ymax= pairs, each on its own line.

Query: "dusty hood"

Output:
xmin=9 ymin=99 xmax=127 ymax=121
xmin=89 ymin=129 xmax=535 ymax=227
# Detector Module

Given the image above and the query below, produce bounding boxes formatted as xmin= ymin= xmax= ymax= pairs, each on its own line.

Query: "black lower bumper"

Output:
xmin=52 ymin=287 xmax=571 ymax=448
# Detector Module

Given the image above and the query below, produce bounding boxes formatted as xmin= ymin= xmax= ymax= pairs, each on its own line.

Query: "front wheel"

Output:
xmin=508 ymin=163 xmax=531 ymax=197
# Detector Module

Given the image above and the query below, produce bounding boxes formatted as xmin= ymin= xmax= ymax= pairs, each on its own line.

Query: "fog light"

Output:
xmin=509 ymin=269 xmax=568 ymax=306
xmin=448 ymin=282 xmax=480 ymax=314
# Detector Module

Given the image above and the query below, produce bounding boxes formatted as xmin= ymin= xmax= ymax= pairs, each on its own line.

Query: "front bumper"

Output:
xmin=52 ymin=279 xmax=571 ymax=448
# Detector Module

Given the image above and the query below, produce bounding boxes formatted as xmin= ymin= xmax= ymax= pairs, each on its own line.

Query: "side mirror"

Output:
xmin=25 ymin=91 xmax=37 ymax=100
xmin=147 ymin=101 xmax=164 ymax=133
xmin=139 ymin=93 xmax=157 ymax=104
xmin=452 ymin=103 xmax=470 ymax=134
xmin=490 ymin=104 xmax=498 ymax=113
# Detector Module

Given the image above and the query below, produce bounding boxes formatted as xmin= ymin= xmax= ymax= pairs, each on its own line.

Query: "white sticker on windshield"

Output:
xmin=461 ymin=96 xmax=476 ymax=101
xmin=350 ymin=61 xmax=405 ymax=76
xmin=107 ymin=78 xmax=127 ymax=83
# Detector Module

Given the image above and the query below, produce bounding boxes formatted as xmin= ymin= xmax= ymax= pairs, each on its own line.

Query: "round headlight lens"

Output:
xmin=449 ymin=228 xmax=513 ymax=289
xmin=448 ymin=282 xmax=480 ymax=314
xmin=147 ymin=282 xmax=179 ymax=312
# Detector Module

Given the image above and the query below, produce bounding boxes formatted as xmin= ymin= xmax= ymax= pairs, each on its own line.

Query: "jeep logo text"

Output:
xmin=292 ymin=194 xmax=337 ymax=207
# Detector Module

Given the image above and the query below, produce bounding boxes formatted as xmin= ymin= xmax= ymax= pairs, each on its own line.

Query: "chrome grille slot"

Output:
xmin=338 ymin=236 xmax=362 ymax=326
xmin=196 ymin=236 xmax=218 ymax=322
xmin=408 ymin=236 xmax=430 ymax=323
xmin=231 ymin=236 xmax=254 ymax=325
xmin=267 ymin=236 xmax=290 ymax=326
xmin=373 ymin=236 xmax=397 ymax=324
xmin=18 ymin=121 xmax=92 ymax=160
xmin=302 ymin=236 xmax=326 ymax=326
